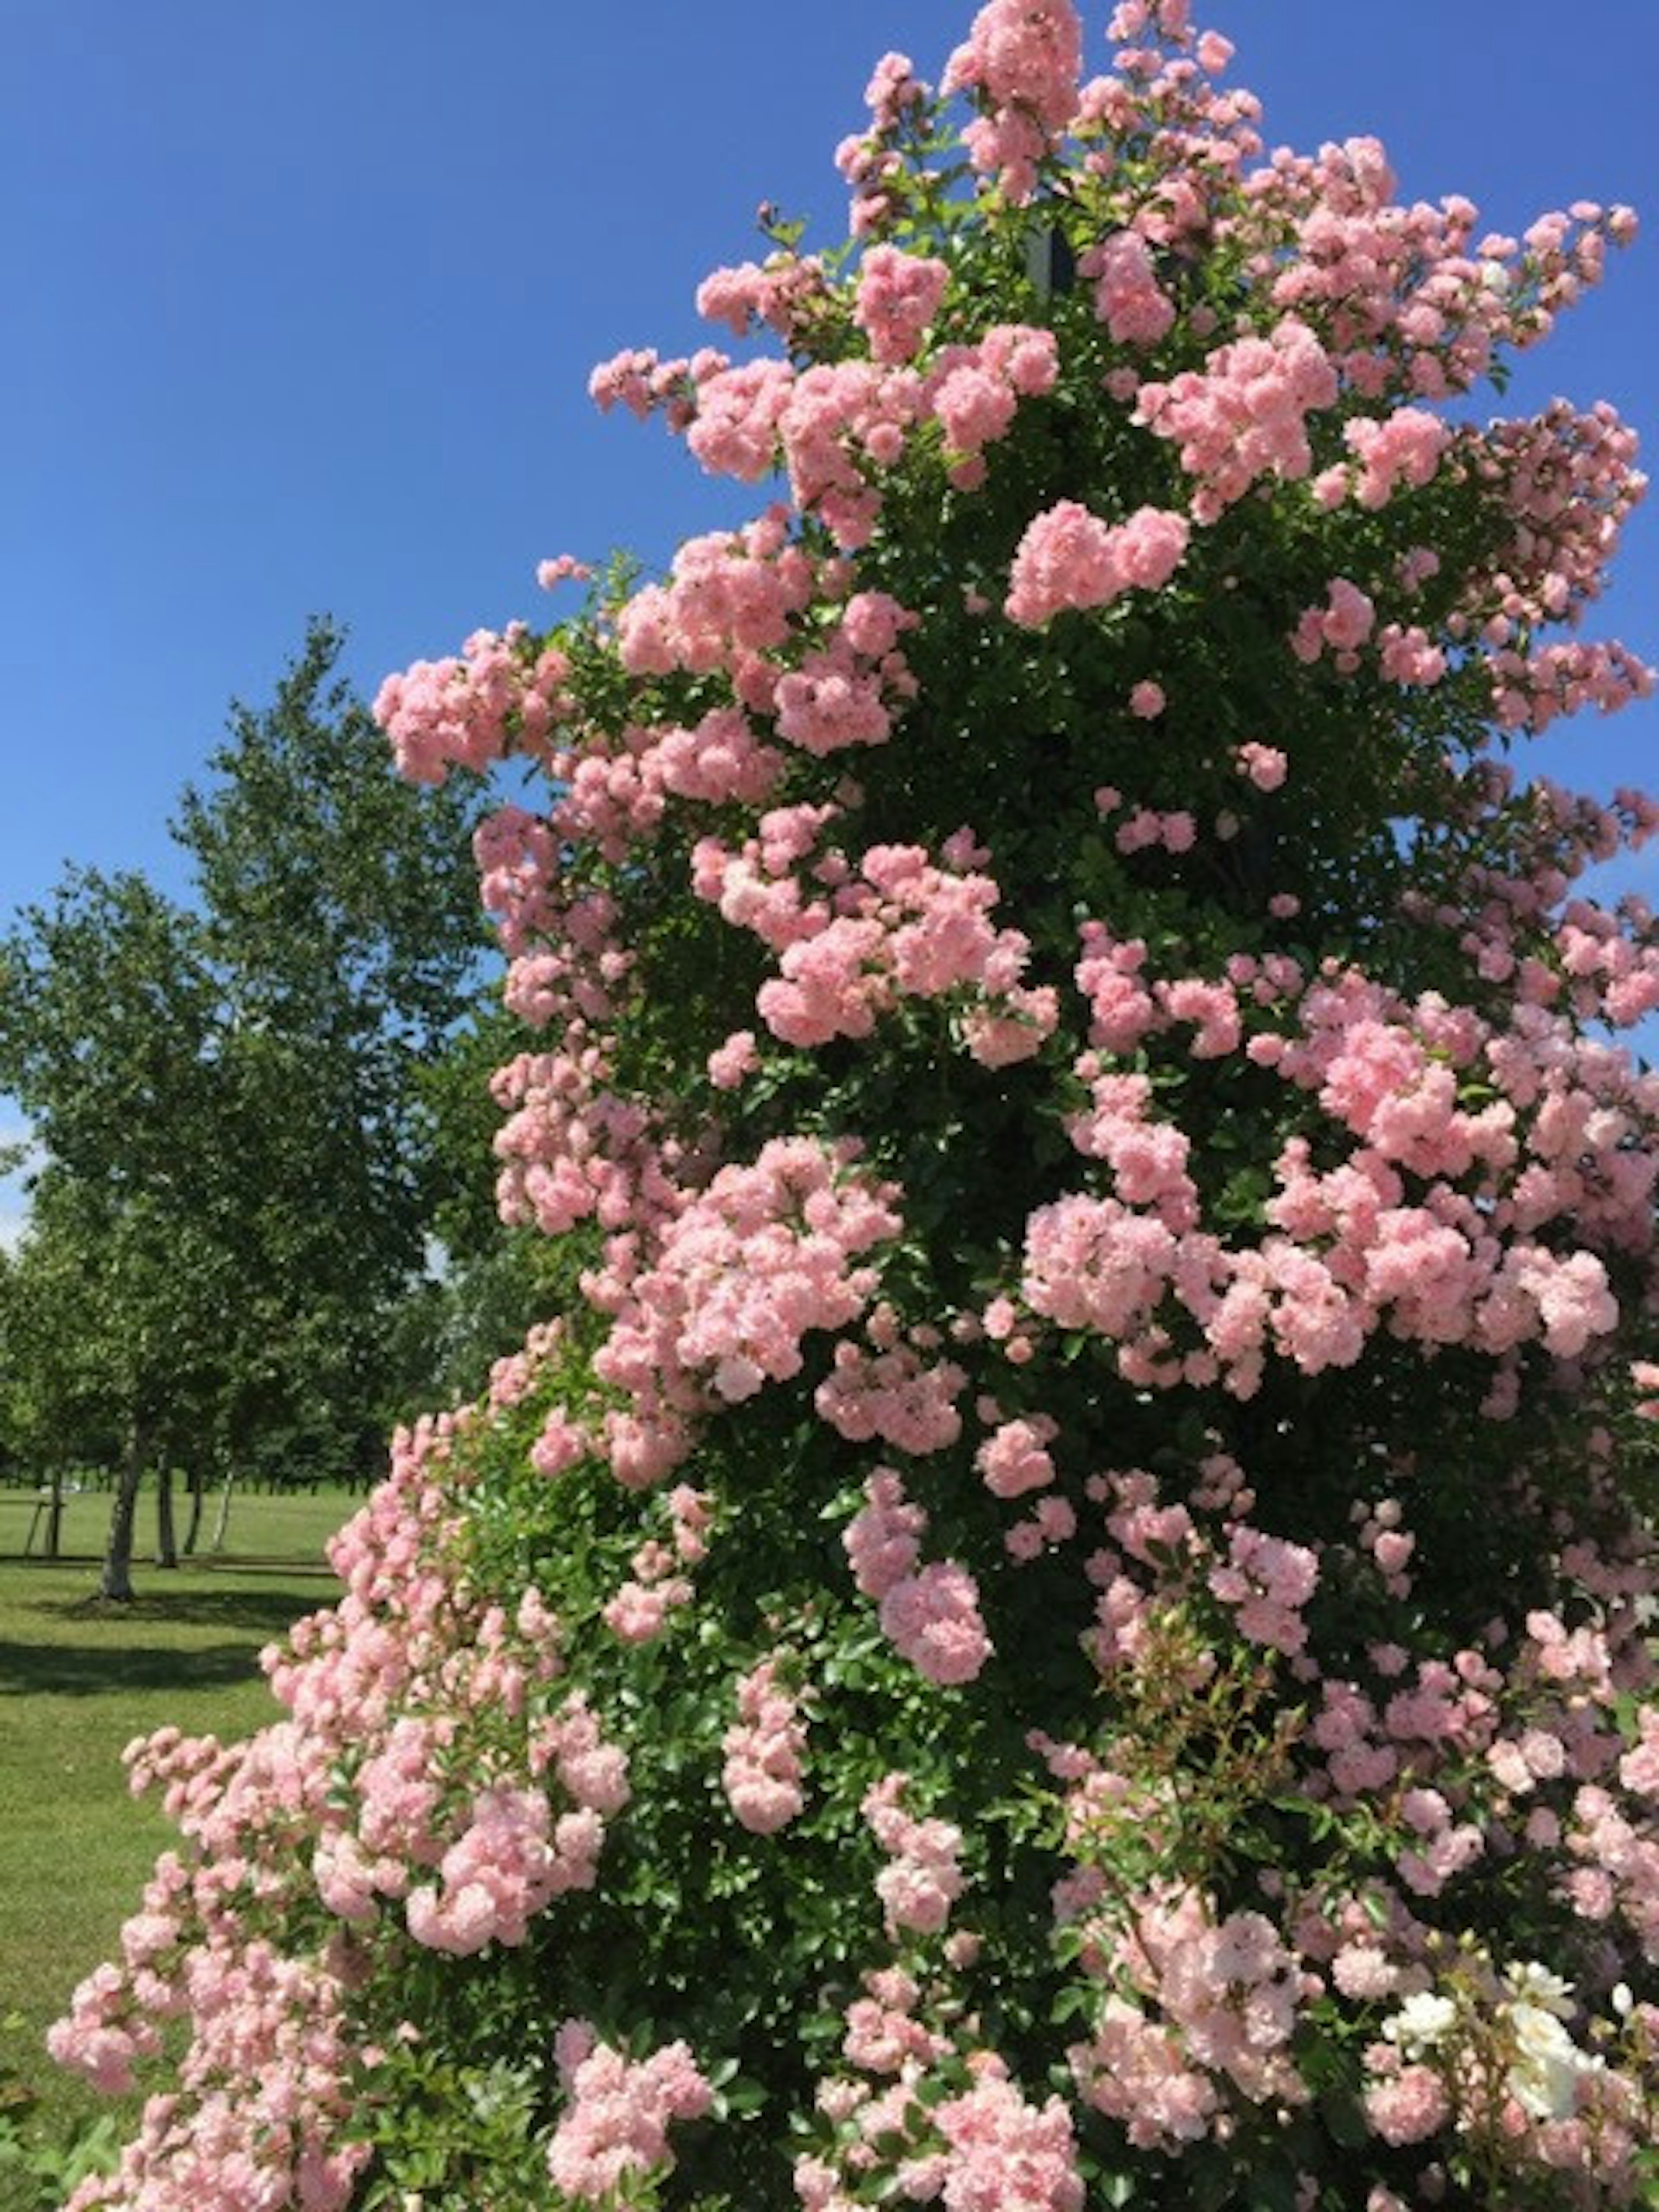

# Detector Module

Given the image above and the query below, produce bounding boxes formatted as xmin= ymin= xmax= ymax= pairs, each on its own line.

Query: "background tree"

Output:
xmin=168 ymin=615 xmax=493 ymax=1474
xmin=0 ymin=872 xmax=229 ymax=1590
xmin=0 ymin=622 xmax=496 ymax=1591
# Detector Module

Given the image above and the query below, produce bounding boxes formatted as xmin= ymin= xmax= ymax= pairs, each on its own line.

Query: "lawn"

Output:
xmin=0 ymin=1483 xmax=357 ymax=2168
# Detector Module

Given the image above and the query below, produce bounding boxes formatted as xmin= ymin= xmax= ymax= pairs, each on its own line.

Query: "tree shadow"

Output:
xmin=0 ymin=1636 xmax=283 ymax=1697
xmin=0 ymin=1585 xmax=328 ymax=1697
xmin=35 ymin=1586 xmax=327 ymax=1631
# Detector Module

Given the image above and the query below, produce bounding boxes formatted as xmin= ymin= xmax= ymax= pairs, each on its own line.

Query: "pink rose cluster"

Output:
xmin=591 ymin=1137 xmax=903 ymax=1471
xmin=1005 ymin=500 xmax=1190 ymax=626
xmin=694 ymin=814 xmax=1058 ymax=1062
xmin=546 ymin=2028 xmax=714 ymax=2203
xmin=722 ymin=1655 xmax=809 ymax=1833
xmin=602 ymin=1483 xmax=712 ymax=1644
xmin=863 ymin=1771 xmax=967 ymax=1936
xmin=372 ymin=623 xmax=572 ymax=784
xmin=854 ymin=244 xmax=951 ymax=363
xmin=1081 ymin=230 xmax=1176 ymax=347
xmin=845 ymin=1465 xmax=995 ymax=1686
xmin=1070 ymin=1891 xmax=1305 ymax=2148
xmin=798 ymin=2045 xmax=1084 ymax=2212
xmin=1133 ymin=315 xmax=1340 ymax=520
xmin=943 ymin=0 xmax=1084 ymax=203
xmin=620 ymin=317 xmax=1059 ymax=545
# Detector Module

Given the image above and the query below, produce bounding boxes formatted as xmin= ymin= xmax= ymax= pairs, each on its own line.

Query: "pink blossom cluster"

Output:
xmin=53 ymin=1404 xmax=652 ymax=2209
xmin=1236 ymin=740 xmax=1288 ymax=791
xmin=696 ymin=250 xmax=833 ymax=343
xmin=1035 ymin=1455 xmax=1659 ymax=2187
xmin=1486 ymin=632 xmax=1654 ymax=735
xmin=774 ymin=591 xmax=922 ymax=754
xmin=854 ymin=244 xmax=952 ymax=363
xmin=840 ymin=1964 xmax=952 ymax=2077
xmin=695 ymin=817 xmax=1058 ymax=1060
xmin=372 ymin=623 xmax=572 ymax=784
xmin=1290 ymin=575 xmax=1377 ymax=666
xmin=1013 ymin=927 xmax=1657 ymax=1397
xmin=591 ymin=1138 xmax=903 ymax=1477
xmin=844 ymin=1466 xmax=995 ymax=1686
xmin=933 ymin=322 xmax=1062 ymax=471
xmin=617 ymin=509 xmax=817 ymax=684
xmin=545 ymin=2031 xmax=714 ymax=2202
xmin=1107 ymin=799 xmax=1199 ymax=860
xmin=1235 ymin=128 xmax=1634 ymax=398
xmin=589 ymin=341 xmax=719 ymax=426
xmin=816 ymin=1323 xmax=968 ymax=1455
xmin=1005 ymin=500 xmax=1190 ymax=626
xmin=863 ymin=1772 xmax=967 ymax=1936
xmin=490 ymin=1047 xmax=689 ymax=1246
xmin=798 ymin=2044 xmax=1082 ymax=2212
xmin=631 ymin=303 xmax=1062 ymax=530
xmin=722 ymin=1655 xmax=809 ymax=1833
xmin=929 ymin=2066 xmax=1085 ymax=2212
xmin=1207 ymin=1523 xmax=1319 ymax=1655
xmin=1468 ymin=398 xmax=1646 ymax=629
xmin=57 ymin=1942 xmax=370 ymax=2212
xmin=943 ymin=0 xmax=1084 ymax=202
xmin=835 ymin=53 xmax=931 ymax=234
xmin=1080 ymin=230 xmax=1176 ymax=346
xmin=403 ymin=1777 xmax=605 ymax=1955
xmin=1071 ymin=1892 xmax=1305 ymax=2135
xmin=1334 ymin=405 xmax=1450 ymax=509
xmin=1133 ymin=316 xmax=1339 ymax=519
xmin=602 ymin=1484 xmax=710 ymax=1642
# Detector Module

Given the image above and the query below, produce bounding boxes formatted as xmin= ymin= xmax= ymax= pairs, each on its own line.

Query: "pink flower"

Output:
xmin=723 ymin=1657 xmax=808 ymax=1833
xmin=863 ymin=1773 xmax=966 ymax=1935
xmin=879 ymin=1561 xmax=993 ymax=1684
xmin=1005 ymin=502 xmax=1189 ymax=626
xmin=547 ymin=2037 xmax=713 ymax=2201
xmin=1236 ymin=741 xmax=1288 ymax=791
xmin=855 ymin=246 xmax=950 ymax=364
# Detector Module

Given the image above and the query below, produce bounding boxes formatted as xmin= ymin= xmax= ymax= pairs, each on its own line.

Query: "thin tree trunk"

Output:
xmin=101 ymin=1422 xmax=147 ymax=1601
xmin=44 ymin=1467 xmax=64 ymax=1560
xmin=210 ymin=1465 xmax=238 ymax=1554
xmin=182 ymin=1462 xmax=206 ymax=1556
xmin=154 ymin=1464 xmax=178 ymax=1568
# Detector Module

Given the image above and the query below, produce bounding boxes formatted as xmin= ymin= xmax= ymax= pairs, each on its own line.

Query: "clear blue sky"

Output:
xmin=2 ymin=0 xmax=1656 ymax=1237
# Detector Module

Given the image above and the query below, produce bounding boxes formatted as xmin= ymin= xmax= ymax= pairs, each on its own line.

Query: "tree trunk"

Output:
xmin=44 ymin=1467 xmax=64 ymax=1560
xmin=182 ymin=1461 xmax=206 ymax=1556
xmin=101 ymin=1422 xmax=147 ymax=1601
xmin=210 ymin=1465 xmax=238 ymax=1554
xmin=155 ymin=1464 xmax=178 ymax=1568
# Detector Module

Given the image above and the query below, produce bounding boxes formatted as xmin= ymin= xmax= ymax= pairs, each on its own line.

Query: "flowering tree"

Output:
xmin=48 ymin=3 xmax=1659 ymax=2208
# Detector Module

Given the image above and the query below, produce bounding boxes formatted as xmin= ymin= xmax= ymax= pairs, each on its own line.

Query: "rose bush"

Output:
xmin=50 ymin=3 xmax=1659 ymax=2207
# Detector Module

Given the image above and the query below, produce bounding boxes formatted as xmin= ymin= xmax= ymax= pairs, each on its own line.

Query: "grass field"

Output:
xmin=0 ymin=1483 xmax=357 ymax=2165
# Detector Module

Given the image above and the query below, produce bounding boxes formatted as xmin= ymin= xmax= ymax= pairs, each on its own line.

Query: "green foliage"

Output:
xmin=0 ymin=622 xmax=504 ymax=1546
xmin=0 ymin=2016 xmax=121 ymax=2212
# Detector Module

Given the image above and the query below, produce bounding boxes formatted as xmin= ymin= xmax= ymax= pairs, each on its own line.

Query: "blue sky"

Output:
xmin=2 ymin=0 xmax=1656 ymax=1245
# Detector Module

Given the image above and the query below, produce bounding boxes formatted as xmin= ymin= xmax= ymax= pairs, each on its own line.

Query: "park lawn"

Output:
xmin=0 ymin=1485 xmax=356 ymax=2157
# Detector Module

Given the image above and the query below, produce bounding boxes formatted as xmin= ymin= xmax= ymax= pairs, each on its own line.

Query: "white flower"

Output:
xmin=1502 ymin=1961 xmax=1573 ymax=2019
xmin=1504 ymin=2001 xmax=1599 ymax=2123
xmin=1383 ymin=1992 xmax=1458 ymax=2055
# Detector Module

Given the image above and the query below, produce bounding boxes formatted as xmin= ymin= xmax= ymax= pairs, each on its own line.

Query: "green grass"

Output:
xmin=0 ymin=1484 xmax=356 ymax=2167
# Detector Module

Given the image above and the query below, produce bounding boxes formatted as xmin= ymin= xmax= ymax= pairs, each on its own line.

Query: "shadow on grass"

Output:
xmin=38 ymin=1586 xmax=325 ymax=1629
xmin=0 ymin=1586 xmax=327 ymax=1697
xmin=0 ymin=1636 xmax=282 ymax=1697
